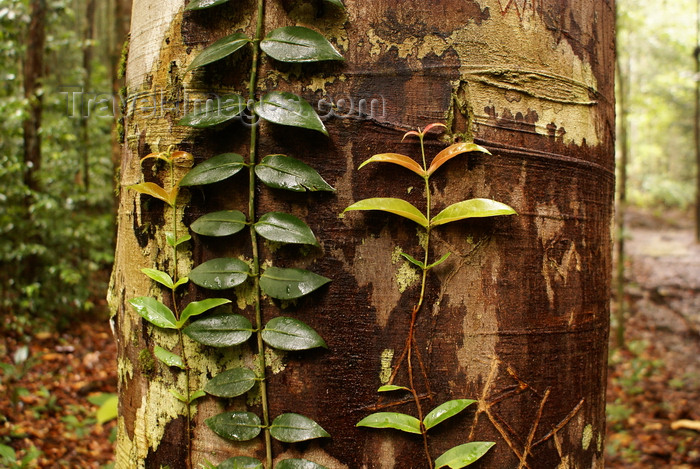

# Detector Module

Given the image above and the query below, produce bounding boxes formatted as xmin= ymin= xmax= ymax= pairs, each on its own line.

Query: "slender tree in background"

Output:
xmin=111 ymin=1 xmax=614 ymax=467
xmin=22 ymin=0 xmax=47 ymax=194
xmin=79 ymin=0 xmax=96 ymax=191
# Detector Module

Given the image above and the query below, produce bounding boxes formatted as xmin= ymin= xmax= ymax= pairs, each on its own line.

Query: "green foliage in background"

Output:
xmin=617 ymin=0 xmax=697 ymax=210
xmin=0 ymin=0 xmax=115 ymax=330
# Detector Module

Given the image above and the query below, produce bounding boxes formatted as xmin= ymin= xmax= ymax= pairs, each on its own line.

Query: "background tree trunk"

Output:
xmin=22 ymin=0 xmax=47 ymax=193
xmin=111 ymin=1 xmax=614 ymax=467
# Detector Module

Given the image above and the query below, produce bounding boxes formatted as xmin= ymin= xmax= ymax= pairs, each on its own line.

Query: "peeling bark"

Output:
xmin=112 ymin=1 xmax=614 ymax=467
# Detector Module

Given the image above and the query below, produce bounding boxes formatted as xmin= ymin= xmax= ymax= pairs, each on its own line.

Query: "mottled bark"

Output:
xmin=111 ymin=1 xmax=614 ymax=468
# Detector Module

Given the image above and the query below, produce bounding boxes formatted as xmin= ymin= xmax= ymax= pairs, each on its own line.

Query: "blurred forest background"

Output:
xmin=0 ymin=0 xmax=698 ymax=467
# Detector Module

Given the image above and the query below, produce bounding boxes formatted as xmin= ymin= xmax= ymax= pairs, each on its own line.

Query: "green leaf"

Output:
xmin=141 ymin=268 xmax=174 ymax=289
xmin=255 ymin=91 xmax=327 ymax=135
xmin=166 ymin=232 xmax=192 ymax=247
xmin=206 ymin=411 xmax=261 ymax=441
xmin=377 ymin=384 xmax=410 ymax=392
xmin=191 ymin=210 xmax=247 ymax=237
xmin=189 ymin=390 xmax=206 ymax=403
xmin=129 ymin=182 xmax=176 ymax=206
xmin=255 ymin=212 xmax=318 ymax=246
xmin=427 ymin=142 xmax=491 ymax=176
xmin=434 ymin=442 xmax=495 ymax=468
xmin=178 ymin=94 xmax=246 ymax=128
xmin=423 ymin=399 xmax=476 ymax=431
xmin=260 ymin=267 xmax=330 ymax=300
xmin=358 ymin=153 xmax=425 ymax=177
xmin=169 ymin=388 xmax=188 ymax=403
xmin=430 ymin=198 xmax=516 ymax=228
xmin=173 ymin=277 xmax=189 ymax=289
xmin=185 ymin=0 xmax=232 ymax=10
xmin=205 ymin=367 xmax=257 ymax=398
xmin=218 ymin=457 xmax=263 ymax=469
xmin=344 ymin=198 xmax=428 ymax=228
xmin=0 ymin=444 xmax=16 ymax=461
xmin=179 ymin=153 xmax=245 ymax=186
xmin=400 ymin=252 xmax=425 ymax=269
xmin=261 ymin=26 xmax=343 ymax=63
xmin=154 ymin=346 xmax=185 ymax=369
xmin=262 ymin=317 xmax=327 ymax=351
xmin=323 ymin=0 xmax=345 ymax=10
xmin=187 ymin=33 xmax=249 ymax=72
xmin=270 ymin=413 xmax=330 ymax=443
xmin=256 ymin=154 xmax=335 ymax=192
xmin=276 ymin=459 xmax=328 ymax=469
xmin=129 ymin=297 xmax=177 ymax=329
xmin=356 ymin=412 xmax=421 ymax=434
xmin=184 ymin=314 xmax=253 ymax=347
xmin=190 ymin=258 xmax=250 ymax=290
xmin=178 ymin=297 xmax=232 ymax=327
xmin=96 ymin=394 xmax=118 ymax=424
xmin=427 ymin=252 xmax=451 ymax=270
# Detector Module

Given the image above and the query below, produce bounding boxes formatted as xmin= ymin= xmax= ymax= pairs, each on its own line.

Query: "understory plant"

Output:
xmin=129 ymin=0 xmax=344 ymax=468
xmin=345 ymin=123 xmax=516 ymax=468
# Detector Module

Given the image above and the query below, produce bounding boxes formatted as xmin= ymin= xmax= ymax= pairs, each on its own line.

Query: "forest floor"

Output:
xmin=0 ymin=209 xmax=699 ymax=468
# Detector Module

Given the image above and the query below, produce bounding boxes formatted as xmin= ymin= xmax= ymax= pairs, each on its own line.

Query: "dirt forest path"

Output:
xmin=605 ymin=210 xmax=700 ymax=467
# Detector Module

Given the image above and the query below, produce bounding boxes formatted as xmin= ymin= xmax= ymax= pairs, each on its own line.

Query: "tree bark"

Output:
xmin=111 ymin=1 xmax=614 ymax=468
xmin=23 ymin=0 xmax=47 ymax=193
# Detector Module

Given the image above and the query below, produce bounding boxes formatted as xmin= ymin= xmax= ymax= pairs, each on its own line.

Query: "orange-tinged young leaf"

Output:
xmin=358 ymin=153 xmax=426 ymax=177
xmin=129 ymin=182 xmax=177 ymax=206
xmin=422 ymin=122 xmax=447 ymax=135
xmin=402 ymin=130 xmax=422 ymax=141
xmin=170 ymin=151 xmax=194 ymax=167
xmin=140 ymin=152 xmax=170 ymax=164
xmin=427 ymin=142 xmax=491 ymax=176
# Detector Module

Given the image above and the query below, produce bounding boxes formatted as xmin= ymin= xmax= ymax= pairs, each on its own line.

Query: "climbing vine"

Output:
xmin=128 ymin=0 xmax=345 ymax=468
xmin=344 ymin=123 xmax=516 ymax=468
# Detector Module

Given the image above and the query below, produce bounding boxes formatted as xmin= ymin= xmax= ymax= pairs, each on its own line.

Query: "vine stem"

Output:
xmin=248 ymin=0 xmax=273 ymax=467
xmin=170 ymin=158 xmax=193 ymax=469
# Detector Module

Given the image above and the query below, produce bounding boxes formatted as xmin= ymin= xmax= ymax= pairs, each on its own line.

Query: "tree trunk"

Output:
xmin=111 ymin=1 xmax=614 ymax=468
xmin=23 ymin=0 xmax=47 ymax=193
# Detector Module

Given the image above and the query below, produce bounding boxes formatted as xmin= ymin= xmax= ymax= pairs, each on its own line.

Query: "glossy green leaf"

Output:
xmin=430 ymin=198 xmax=516 ymax=228
xmin=356 ymin=412 xmax=421 ymax=434
xmin=400 ymin=252 xmax=425 ymax=269
xmin=178 ymin=94 xmax=246 ymax=128
xmin=423 ymin=399 xmax=476 ymax=431
xmin=191 ymin=210 xmax=247 ymax=237
xmin=178 ymin=298 xmax=232 ymax=327
xmin=179 ymin=153 xmax=245 ymax=186
xmin=183 ymin=314 xmax=253 ymax=347
xmin=185 ymin=0 xmax=231 ymax=10
xmin=260 ymin=267 xmax=330 ymax=300
xmin=205 ymin=367 xmax=257 ymax=398
xmin=323 ymin=0 xmax=345 ymax=9
xmin=170 ymin=388 xmax=188 ymax=403
xmin=189 ymin=258 xmax=250 ymax=290
xmin=129 ymin=297 xmax=177 ymax=329
xmin=255 ymin=212 xmax=318 ymax=246
xmin=218 ymin=457 xmax=263 ymax=469
xmin=434 ymin=442 xmax=495 ymax=468
xmin=173 ymin=277 xmax=189 ymax=289
xmin=377 ymin=384 xmax=410 ymax=392
xmin=255 ymin=92 xmax=327 ymax=135
xmin=130 ymin=182 xmax=176 ymax=206
xmin=427 ymin=142 xmax=491 ymax=176
xmin=261 ymin=26 xmax=343 ymax=63
xmin=358 ymin=153 xmax=425 ymax=177
xmin=270 ymin=413 xmax=330 ymax=443
xmin=276 ymin=459 xmax=328 ymax=469
xmin=255 ymin=154 xmax=335 ymax=192
xmin=154 ymin=346 xmax=184 ymax=369
xmin=189 ymin=390 xmax=206 ymax=403
xmin=344 ymin=198 xmax=428 ymax=228
xmin=262 ymin=317 xmax=327 ymax=351
xmin=427 ymin=252 xmax=451 ymax=270
xmin=206 ymin=411 xmax=261 ymax=441
xmin=166 ymin=232 xmax=192 ymax=247
xmin=141 ymin=268 xmax=174 ymax=289
xmin=187 ymin=33 xmax=249 ymax=72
